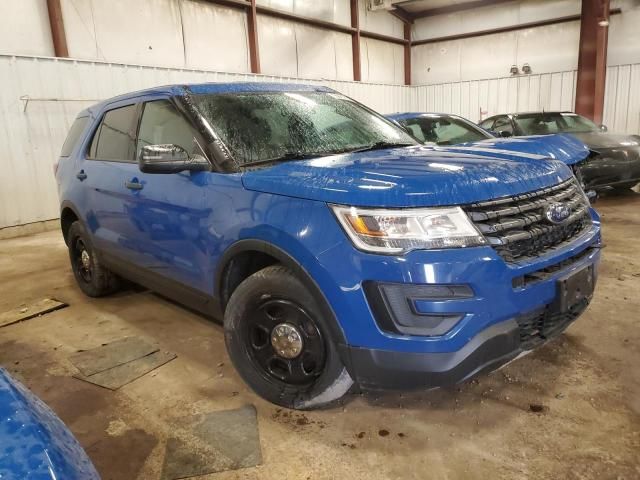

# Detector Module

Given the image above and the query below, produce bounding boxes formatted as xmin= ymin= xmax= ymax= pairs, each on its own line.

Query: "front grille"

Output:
xmin=463 ymin=178 xmax=592 ymax=263
xmin=516 ymin=299 xmax=589 ymax=350
xmin=512 ymin=247 xmax=596 ymax=288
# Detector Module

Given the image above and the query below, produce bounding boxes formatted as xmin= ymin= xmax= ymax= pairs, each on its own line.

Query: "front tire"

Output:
xmin=67 ymin=221 xmax=120 ymax=297
xmin=224 ymin=265 xmax=353 ymax=409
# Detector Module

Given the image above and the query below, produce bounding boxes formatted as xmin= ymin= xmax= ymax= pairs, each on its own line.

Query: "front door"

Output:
xmin=122 ymin=99 xmax=216 ymax=293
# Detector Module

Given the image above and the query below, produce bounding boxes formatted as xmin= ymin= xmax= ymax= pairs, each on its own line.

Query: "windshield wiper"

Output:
xmin=346 ymin=141 xmax=415 ymax=154
xmin=242 ymin=142 xmax=415 ymax=168
xmin=242 ymin=151 xmax=333 ymax=168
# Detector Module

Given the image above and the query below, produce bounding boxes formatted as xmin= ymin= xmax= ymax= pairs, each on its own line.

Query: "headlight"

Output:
xmin=331 ymin=205 xmax=486 ymax=254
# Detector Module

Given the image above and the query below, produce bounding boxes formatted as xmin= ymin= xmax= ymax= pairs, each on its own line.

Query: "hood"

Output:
xmin=241 ymin=146 xmax=572 ymax=207
xmin=569 ymin=131 xmax=640 ymax=151
xmin=447 ymin=133 xmax=590 ymax=166
xmin=0 ymin=369 xmax=100 ymax=479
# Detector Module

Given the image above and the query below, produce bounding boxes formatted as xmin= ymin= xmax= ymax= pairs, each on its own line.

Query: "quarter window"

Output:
xmin=136 ymin=100 xmax=198 ymax=159
xmin=60 ymin=117 xmax=89 ymax=157
xmin=493 ymin=117 xmax=513 ymax=134
xmin=89 ymin=105 xmax=137 ymax=161
xmin=478 ymin=118 xmax=494 ymax=130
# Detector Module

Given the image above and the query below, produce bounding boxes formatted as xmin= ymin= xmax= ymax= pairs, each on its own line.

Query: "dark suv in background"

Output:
xmin=479 ymin=112 xmax=640 ymax=191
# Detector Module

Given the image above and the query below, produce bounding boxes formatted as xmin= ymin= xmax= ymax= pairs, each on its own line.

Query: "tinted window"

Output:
xmin=91 ymin=105 xmax=137 ymax=161
xmin=136 ymin=100 xmax=199 ymax=159
xmin=193 ymin=92 xmax=415 ymax=166
xmin=399 ymin=116 xmax=489 ymax=145
xmin=514 ymin=113 xmax=598 ymax=135
xmin=60 ymin=117 xmax=89 ymax=157
xmin=493 ymin=117 xmax=513 ymax=134
xmin=478 ymin=118 xmax=494 ymax=130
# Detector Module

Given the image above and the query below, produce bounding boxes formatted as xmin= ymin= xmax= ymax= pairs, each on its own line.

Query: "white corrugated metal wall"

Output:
xmin=1 ymin=54 xmax=638 ymax=230
xmin=412 ymin=71 xmax=578 ymax=123
xmin=412 ymin=67 xmax=639 ymax=134
xmin=0 ymin=54 xmax=413 ymax=229
xmin=603 ymin=63 xmax=640 ymax=136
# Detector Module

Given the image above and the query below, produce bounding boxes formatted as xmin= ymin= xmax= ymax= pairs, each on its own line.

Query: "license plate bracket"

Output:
xmin=552 ymin=265 xmax=595 ymax=313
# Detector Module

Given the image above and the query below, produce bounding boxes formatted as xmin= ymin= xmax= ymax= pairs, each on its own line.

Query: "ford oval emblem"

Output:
xmin=545 ymin=202 xmax=571 ymax=224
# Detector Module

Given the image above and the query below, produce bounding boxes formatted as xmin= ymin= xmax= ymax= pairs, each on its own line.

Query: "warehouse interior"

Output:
xmin=0 ymin=1 xmax=639 ymax=479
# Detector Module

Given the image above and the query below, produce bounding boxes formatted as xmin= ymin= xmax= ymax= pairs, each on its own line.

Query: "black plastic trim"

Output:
xmin=512 ymin=245 xmax=597 ymax=288
xmin=364 ymin=281 xmax=471 ymax=336
xmin=60 ymin=200 xmax=82 ymax=222
xmin=99 ymin=250 xmax=223 ymax=319
xmin=339 ymin=319 xmax=522 ymax=390
xmin=59 ymin=200 xmax=84 ymax=244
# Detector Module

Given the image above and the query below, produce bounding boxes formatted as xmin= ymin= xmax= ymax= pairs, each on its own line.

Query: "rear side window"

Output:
xmin=89 ymin=105 xmax=137 ymax=161
xmin=60 ymin=117 xmax=89 ymax=157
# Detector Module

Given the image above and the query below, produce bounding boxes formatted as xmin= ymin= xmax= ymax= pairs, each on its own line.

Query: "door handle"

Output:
xmin=76 ymin=171 xmax=87 ymax=181
xmin=125 ymin=180 xmax=144 ymax=190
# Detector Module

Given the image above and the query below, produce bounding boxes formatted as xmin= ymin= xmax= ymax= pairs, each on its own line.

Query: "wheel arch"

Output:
xmin=216 ymin=239 xmax=348 ymax=348
xmin=60 ymin=201 xmax=83 ymax=245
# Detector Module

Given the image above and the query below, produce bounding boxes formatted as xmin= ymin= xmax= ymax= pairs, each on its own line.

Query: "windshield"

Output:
xmin=514 ymin=113 xmax=598 ymax=135
xmin=192 ymin=91 xmax=416 ymax=166
xmin=398 ymin=115 xmax=490 ymax=145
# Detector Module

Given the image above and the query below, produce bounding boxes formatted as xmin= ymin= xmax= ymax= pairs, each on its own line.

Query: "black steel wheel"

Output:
xmin=246 ymin=298 xmax=326 ymax=386
xmin=67 ymin=221 xmax=120 ymax=297
xmin=71 ymin=237 xmax=93 ymax=284
xmin=224 ymin=265 xmax=352 ymax=409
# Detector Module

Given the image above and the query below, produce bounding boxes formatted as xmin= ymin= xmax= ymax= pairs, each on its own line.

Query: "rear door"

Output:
xmin=77 ymin=101 xmax=142 ymax=263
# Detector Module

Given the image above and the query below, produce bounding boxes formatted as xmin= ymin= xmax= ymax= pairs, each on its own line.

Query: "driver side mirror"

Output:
xmin=599 ymin=124 xmax=608 ymax=132
xmin=139 ymin=144 xmax=210 ymax=174
xmin=499 ymin=130 xmax=513 ymax=138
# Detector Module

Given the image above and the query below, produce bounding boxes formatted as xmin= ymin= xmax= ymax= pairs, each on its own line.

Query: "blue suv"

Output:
xmin=55 ymin=83 xmax=601 ymax=409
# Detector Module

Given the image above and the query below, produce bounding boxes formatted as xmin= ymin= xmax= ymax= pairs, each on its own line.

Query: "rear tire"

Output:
xmin=67 ymin=221 xmax=120 ymax=297
xmin=224 ymin=265 xmax=353 ymax=409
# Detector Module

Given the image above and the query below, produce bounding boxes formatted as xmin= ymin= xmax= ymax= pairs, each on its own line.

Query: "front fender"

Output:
xmin=215 ymin=196 xmax=350 ymax=346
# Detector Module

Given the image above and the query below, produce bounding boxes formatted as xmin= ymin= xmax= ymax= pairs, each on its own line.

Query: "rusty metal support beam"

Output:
xmin=202 ymin=0 xmax=355 ymax=34
xmin=201 ymin=0 xmax=408 ymax=81
xmin=256 ymin=4 xmax=355 ymax=34
xmin=202 ymin=0 xmax=249 ymax=10
xmin=46 ymin=0 xmax=68 ymax=57
xmin=404 ymin=23 xmax=411 ymax=85
xmin=360 ymin=30 xmax=408 ymax=45
xmin=389 ymin=7 xmax=414 ymax=23
xmin=575 ymin=0 xmax=610 ymax=124
xmin=403 ymin=0 xmax=515 ymax=19
xmin=412 ymin=9 xmax=620 ymax=46
xmin=350 ymin=0 xmax=361 ymax=82
xmin=247 ymin=0 xmax=260 ymax=73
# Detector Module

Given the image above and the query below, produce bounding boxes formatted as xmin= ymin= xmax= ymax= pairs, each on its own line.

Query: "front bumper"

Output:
xmin=580 ymin=151 xmax=640 ymax=189
xmin=315 ymin=209 xmax=601 ymax=390
xmin=340 ymin=297 xmax=591 ymax=389
xmin=340 ymin=319 xmax=521 ymax=389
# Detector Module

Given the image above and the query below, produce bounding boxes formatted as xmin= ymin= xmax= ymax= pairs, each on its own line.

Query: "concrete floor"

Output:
xmin=1 ymin=192 xmax=639 ymax=480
